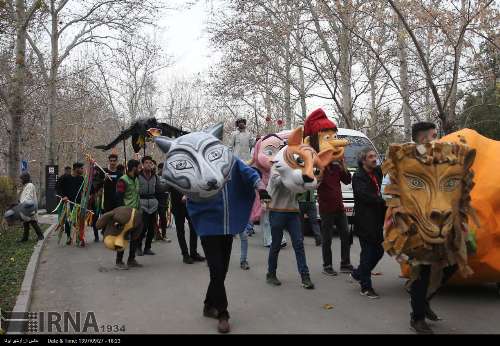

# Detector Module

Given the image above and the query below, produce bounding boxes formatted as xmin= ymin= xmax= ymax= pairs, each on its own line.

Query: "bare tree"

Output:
xmin=26 ymin=0 xmax=162 ymax=164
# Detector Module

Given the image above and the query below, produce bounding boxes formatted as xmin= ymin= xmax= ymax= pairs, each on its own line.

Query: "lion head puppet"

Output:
xmin=382 ymin=141 xmax=477 ymax=277
xmin=97 ymin=207 xmax=143 ymax=252
xmin=272 ymin=126 xmax=336 ymax=193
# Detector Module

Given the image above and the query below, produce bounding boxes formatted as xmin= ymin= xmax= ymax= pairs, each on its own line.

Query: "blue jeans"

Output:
xmin=268 ymin=211 xmax=309 ymax=275
xmin=238 ymin=224 xmax=251 ymax=263
xmin=352 ymin=238 xmax=384 ymax=290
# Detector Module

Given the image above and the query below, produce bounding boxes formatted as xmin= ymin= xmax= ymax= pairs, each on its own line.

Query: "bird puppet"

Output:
xmin=94 ymin=117 xmax=188 ymax=153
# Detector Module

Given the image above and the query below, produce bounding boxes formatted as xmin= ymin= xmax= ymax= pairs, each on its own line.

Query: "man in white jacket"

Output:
xmin=18 ymin=172 xmax=44 ymax=242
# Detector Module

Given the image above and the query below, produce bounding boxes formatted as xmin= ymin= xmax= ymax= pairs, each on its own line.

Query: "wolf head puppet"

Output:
xmin=154 ymin=123 xmax=234 ymax=202
xmin=272 ymin=127 xmax=335 ymax=194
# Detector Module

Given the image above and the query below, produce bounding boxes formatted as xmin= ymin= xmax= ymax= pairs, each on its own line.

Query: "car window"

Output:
xmin=337 ymin=135 xmax=377 ymax=169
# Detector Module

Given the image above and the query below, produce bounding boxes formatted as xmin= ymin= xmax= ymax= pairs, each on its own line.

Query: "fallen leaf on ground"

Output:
xmin=371 ymin=272 xmax=383 ymax=276
xmin=323 ymin=304 xmax=334 ymax=310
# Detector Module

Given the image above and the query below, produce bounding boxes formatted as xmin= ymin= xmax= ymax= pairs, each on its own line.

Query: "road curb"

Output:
xmin=7 ymin=224 xmax=56 ymax=334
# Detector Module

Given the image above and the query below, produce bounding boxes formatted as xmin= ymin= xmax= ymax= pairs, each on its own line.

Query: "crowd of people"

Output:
xmin=13 ymin=111 xmax=451 ymax=335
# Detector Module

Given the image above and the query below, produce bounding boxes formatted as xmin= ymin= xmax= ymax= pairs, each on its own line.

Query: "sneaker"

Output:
xmin=183 ymin=255 xmax=194 ymax=264
xmin=301 ymin=274 xmax=315 ymax=289
xmin=191 ymin=253 xmax=206 ymax=262
xmin=360 ymin=288 xmax=380 ymax=299
xmin=240 ymin=261 xmax=250 ymax=270
xmin=143 ymin=249 xmax=156 ymax=255
xmin=136 ymin=248 xmax=144 ymax=256
xmin=203 ymin=305 xmax=218 ymax=319
xmin=349 ymin=273 xmax=360 ymax=283
xmin=340 ymin=264 xmax=354 ymax=273
xmin=115 ymin=262 xmax=129 ymax=270
xmin=425 ymin=304 xmax=442 ymax=321
xmin=217 ymin=317 xmax=230 ymax=334
xmin=127 ymin=260 xmax=143 ymax=268
xmin=322 ymin=266 xmax=338 ymax=276
xmin=410 ymin=319 xmax=434 ymax=334
xmin=266 ymin=273 xmax=282 ymax=286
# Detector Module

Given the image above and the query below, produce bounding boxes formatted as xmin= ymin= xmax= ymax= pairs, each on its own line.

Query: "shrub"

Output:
xmin=0 ymin=176 xmax=17 ymax=216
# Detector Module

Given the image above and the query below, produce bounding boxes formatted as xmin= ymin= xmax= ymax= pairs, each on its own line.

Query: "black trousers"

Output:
xmin=320 ymin=212 xmax=351 ymax=267
xmin=139 ymin=211 xmax=157 ymax=251
xmin=353 ymin=238 xmax=384 ymax=290
xmin=116 ymin=238 xmax=138 ymax=264
xmin=410 ymin=264 xmax=458 ymax=321
xmin=173 ymin=207 xmax=198 ymax=257
xmin=22 ymin=220 xmax=44 ymax=240
xmin=200 ymin=235 xmax=233 ymax=318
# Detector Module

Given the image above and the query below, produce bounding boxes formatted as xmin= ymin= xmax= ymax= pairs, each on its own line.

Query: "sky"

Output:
xmin=155 ymin=1 xmax=217 ymax=79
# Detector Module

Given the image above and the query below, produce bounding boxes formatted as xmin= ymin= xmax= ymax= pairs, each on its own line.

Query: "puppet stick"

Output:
xmin=55 ymin=195 xmax=95 ymax=215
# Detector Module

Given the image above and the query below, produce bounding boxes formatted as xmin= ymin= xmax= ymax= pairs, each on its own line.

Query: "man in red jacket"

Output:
xmin=304 ymin=109 xmax=353 ymax=276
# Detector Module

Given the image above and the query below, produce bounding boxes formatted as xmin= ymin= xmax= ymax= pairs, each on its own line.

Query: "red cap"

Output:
xmin=303 ymin=108 xmax=337 ymax=136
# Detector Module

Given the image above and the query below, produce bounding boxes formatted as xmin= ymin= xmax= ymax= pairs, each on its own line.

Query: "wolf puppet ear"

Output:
xmin=154 ymin=136 xmax=173 ymax=153
xmin=288 ymin=127 xmax=304 ymax=146
xmin=205 ymin=122 xmax=224 ymax=140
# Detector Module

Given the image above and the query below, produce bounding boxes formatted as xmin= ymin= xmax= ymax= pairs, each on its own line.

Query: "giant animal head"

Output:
xmin=154 ymin=123 xmax=234 ymax=201
xmin=272 ymin=127 xmax=335 ymax=193
xmin=382 ymin=141 xmax=476 ymax=265
xmin=97 ymin=207 xmax=143 ymax=252
xmin=305 ymin=129 xmax=349 ymax=161
xmin=253 ymin=134 xmax=285 ymax=174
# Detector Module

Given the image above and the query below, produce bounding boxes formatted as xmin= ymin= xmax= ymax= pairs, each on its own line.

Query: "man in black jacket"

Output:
xmin=350 ymin=148 xmax=386 ymax=299
xmin=56 ymin=162 xmax=85 ymax=245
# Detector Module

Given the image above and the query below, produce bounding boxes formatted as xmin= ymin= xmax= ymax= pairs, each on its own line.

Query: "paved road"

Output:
xmin=30 ymin=220 xmax=500 ymax=334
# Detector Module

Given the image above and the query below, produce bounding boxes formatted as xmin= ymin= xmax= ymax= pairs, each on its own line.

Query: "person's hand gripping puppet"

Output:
xmin=382 ymin=141 xmax=477 ymax=279
xmin=154 ymin=123 xmax=268 ymax=237
xmin=303 ymin=108 xmax=349 ymax=161
xmin=96 ymin=206 xmax=143 ymax=251
xmin=270 ymin=126 xmax=336 ymax=194
xmin=3 ymin=202 xmax=37 ymax=225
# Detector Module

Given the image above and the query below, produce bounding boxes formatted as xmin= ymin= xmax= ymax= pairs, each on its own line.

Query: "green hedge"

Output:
xmin=0 ymin=176 xmax=17 ymax=216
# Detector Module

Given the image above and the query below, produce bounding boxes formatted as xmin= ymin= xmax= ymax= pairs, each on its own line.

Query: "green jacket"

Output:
xmin=119 ymin=174 xmax=140 ymax=209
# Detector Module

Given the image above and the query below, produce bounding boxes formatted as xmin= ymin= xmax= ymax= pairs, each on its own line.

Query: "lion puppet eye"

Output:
xmin=405 ymin=175 xmax=425 ymax=190
xmin=169 ymin=160 xmax=193 ymax=170
xmin=441 ymin=177 xmax=461 ymax=192
xmin=293 ymin=153 xmax=305 ymax=167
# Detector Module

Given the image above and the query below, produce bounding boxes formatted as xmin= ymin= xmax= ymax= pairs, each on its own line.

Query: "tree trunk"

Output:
xmin=46 ymin=2 xmax=59 ymax=165
xmin=339 ymin=1 xmax=353 ymax=129
xmin=397 ymin=20 xmax=411 ymax=141
xmin=8 ymin=0 xmax=27 ymax=181
xmin=283 ymin=32 xmax=292 ymax=129
xmin=368 ymin=68 xmax=378 ymax=138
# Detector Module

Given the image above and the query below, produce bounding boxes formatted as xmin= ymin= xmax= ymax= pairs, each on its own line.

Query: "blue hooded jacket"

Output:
xmin=187 ymin=159 xmax=260 ymax=237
